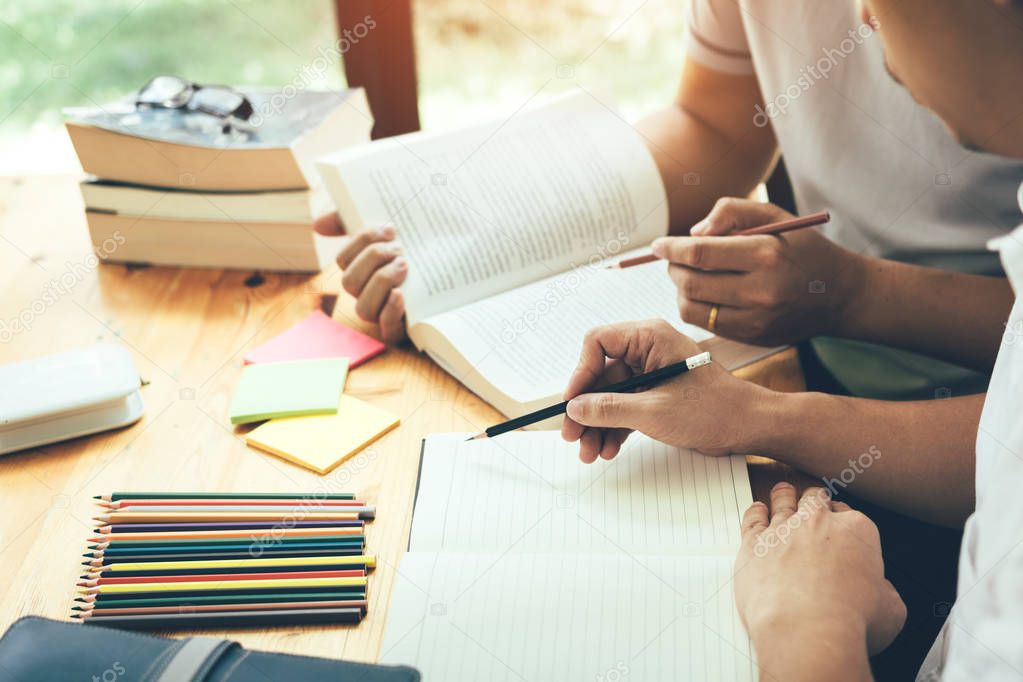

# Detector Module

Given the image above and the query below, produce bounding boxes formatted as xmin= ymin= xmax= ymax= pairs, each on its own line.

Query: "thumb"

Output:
xmin=313 ymin=212 xmax=346 ymax=236
xmin=566 ymin=392 xmax=647 ymax=429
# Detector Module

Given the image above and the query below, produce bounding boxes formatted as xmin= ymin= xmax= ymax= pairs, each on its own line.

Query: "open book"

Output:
xmin=319 ymin=91 xmax=777 ymax=418
xmin=380 ymin=432 xmax=757 ymax=681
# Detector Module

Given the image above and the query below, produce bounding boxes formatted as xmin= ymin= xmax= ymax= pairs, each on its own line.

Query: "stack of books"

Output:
xmin=74 ymin=491 xmax=376 ymax=630
xmin=66 ymin=87 xmax=373 ymax=272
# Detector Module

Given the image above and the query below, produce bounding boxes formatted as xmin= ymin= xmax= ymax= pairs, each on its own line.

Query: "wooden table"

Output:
xmin=0 ymin=174 xmax=807 ymax=662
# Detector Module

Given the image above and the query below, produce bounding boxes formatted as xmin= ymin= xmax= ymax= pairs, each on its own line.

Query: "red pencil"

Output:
xmin=609 ymin=210 xmax=831 ymax=269
xmin=99 ymin=498 xmax=368 ymax=508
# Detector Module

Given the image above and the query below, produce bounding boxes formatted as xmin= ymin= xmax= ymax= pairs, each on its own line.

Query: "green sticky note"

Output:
xmin=229 ymin=358 xmax=348 ymax=425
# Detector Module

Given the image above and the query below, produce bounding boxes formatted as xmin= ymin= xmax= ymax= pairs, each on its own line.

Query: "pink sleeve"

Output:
xmin=685 ymin=0 xmax=755 ymax=75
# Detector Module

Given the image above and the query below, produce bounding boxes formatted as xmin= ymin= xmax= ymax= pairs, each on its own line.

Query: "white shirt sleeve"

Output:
xmin=939 ymin=556 xmax=1023 ymax=681
xmin=685 ymin=0 xmax=755 ymax=75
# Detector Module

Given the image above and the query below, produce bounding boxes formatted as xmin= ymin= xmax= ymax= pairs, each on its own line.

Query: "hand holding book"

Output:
xmin=314 ymin=214 xmax=408 ymax=343
xmin=561 ymin=319 xmax=775 ymax=462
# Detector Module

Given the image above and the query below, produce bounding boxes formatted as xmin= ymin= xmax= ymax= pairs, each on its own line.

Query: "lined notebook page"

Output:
xmin=380 ymin=552 xmax=756 ymax=682
xmin=410 ymin=433 xmax=752 ymax=555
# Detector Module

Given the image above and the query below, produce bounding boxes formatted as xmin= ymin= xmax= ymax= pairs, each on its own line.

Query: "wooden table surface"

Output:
xmin=0 ymin=174 xmax=808 ymax=662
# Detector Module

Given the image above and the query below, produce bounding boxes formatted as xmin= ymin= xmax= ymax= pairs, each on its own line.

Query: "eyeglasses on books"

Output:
xmin=136 ymin=75 xmax=255 ymax=131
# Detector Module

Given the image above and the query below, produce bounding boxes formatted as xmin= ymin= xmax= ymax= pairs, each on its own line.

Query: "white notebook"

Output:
xmin=380 ymin=432 xmax=757 ymax=681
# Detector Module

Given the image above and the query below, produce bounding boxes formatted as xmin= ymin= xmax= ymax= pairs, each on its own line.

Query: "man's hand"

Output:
xmin=651 ymin=198 xmax=866 ymax=346
xmin=735 ymin=483 xmax=906 ymax=679
xmin=314 ymin=213 xmax=408 ymax=343
xmin=561 ymin=320 xmax=774 ymax=462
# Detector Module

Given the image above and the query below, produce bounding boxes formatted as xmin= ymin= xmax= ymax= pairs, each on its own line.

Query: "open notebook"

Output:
xmin=380 ymin=432 xmax=757 ymax=681
xmin=319 ymin=90 xmax=778 ymax=419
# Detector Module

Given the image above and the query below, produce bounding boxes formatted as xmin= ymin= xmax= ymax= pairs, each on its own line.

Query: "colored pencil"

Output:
xmin=97 ymin=505 xmax=375 ymax=514
xmin=78 ymin=569 xmax=365 ymax=587
xmin=93 ymin=511 xmax=371 ymax=523
xmin=81 ymin=576 xmax=368 ymax=595
xmin=74 ymin=607 xmax=364 ymax=629
xmin=85 ymin=563 xmax=372 ymax=579
xmin=91 ymin=541 xmax=364 ymax=555
xmin=73 ymin=599 xmax=368 ymax=617
xmin=94 ymin=492 xmax=357 ymax=501
xmin=88 ymin=554 xmax=376 ymax=573
xmin=97 ymin=520 xmax=364 ymax=533
xmin=79 ymin=491 xmax=376 ymax=630
xmin=81 ymin=585 xmax=367 ymax=603
xmin=89 ymin=528 xmax=363 ymax=542
xmin=468 ymin=351 xmax=713 ymax=439
xmin=609 ymin=210 xmax=832 ymax=269
xmin=99 ymin=498 xmax=368 ymax=508
xmin=75 ymin=591 xmax=366 ymax=608
xmin=84 ymin=547 xmax=367 ymax=563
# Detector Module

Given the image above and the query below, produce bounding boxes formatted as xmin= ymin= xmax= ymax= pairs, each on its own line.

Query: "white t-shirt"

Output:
xmin=686 ymin=0 xmax=1022 ymax=269
xmin=917 ymin=186 xmax=1023 ymax=680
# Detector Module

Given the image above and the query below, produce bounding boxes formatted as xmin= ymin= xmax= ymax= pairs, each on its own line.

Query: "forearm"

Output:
xmin=635 ymin=60 xmax=778 ymax=235
xmin=837 ymin=254 xmax=1012 ymax=371
xmin=750 ymin=390 xmax=981 ymax=526
xmin=751 ymin=617 xmax=872 ymax=682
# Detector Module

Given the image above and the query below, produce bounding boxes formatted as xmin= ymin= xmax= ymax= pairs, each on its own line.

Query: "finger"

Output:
xmin=598 ymin=428 xmax=632 ymax=460
xmin=562 ymin=325 xmax=632 ymax=399
xmin=378 ymin=289 xmax=406 ymax=344
xmin=578 ymin=428 xmax=603 ymax=464
xmin=354 ymin=257 xmax=409 ymax=322
xmin=798 ymin=486 xmax=831 ymax=514
xmin=340 ymin=242 xmax=401 ymax=297
xmin=740 ymin=501 xmax=769 ymax=542
xmin=669 ymin=265 xmax=752 ymax=307
xmin=830 ymin=501 xmax=852 ymax=512
xmin=690 ymin=198 xmax=792 ymax=236
xmin=313 ymin=212 xmax=346 ymax=236
xmin=675 ymin=298 xmax=756 ymax=338
xmin=768 ymin=482 xmax=798 ymax=525
xmin=651 ymin=235 xmax=777 ymax=271
xmin=561 ymin=361 xmax=631 ymax=444
xmin=336 ymin=224 xmax=396 ymax=270
xmin=565 ymin=392 xmax=646 ymax=430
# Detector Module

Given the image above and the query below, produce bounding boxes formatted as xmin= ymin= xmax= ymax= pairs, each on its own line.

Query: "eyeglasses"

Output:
xmin=136 ymin=76 xmax=254 ymax=130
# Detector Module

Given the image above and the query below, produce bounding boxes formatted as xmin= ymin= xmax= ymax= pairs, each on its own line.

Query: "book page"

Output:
xmin=410 ymin=433 xmax=751 ymax=555
xmin=321 ymin=89 xmax=668 ymax=325
xmin=414 ymin=254 xmax=713 ymax=406
xmin=380 ymin=552 xmax=756 ymax=682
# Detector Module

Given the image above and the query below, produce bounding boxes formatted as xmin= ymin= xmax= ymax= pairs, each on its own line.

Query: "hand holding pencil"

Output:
xmin=638 ymin=200 xmax=865 ymax=346
xmin=561 ymin=320 xmax=776 ymax=463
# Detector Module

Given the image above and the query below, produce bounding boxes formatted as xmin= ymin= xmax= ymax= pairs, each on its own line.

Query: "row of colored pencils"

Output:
xmin=73 ymin=492 xmax=375 ymax=630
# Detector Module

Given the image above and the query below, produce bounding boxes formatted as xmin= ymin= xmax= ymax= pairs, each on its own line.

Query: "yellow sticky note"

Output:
xmin=245 ymin=395 xmax=399 ymax=474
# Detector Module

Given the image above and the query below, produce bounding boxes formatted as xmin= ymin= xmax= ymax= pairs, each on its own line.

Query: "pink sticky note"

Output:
xmin=244 ymin=310 xmax=386 ymax=368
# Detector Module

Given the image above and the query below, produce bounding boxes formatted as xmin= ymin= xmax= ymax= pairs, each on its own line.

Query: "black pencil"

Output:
xmin=75 ymin=606 xmax=364 ymax=630
xmin=467 ymin=351 xmax=713 ymax=440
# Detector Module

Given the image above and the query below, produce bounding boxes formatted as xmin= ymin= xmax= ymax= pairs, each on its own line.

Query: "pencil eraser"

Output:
xmin=686 ymin=352 xmax=712 ymax=370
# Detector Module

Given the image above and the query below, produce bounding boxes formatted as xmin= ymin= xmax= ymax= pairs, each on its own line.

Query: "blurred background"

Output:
xmin=0 ymin=0 xmax=688 ymax=174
